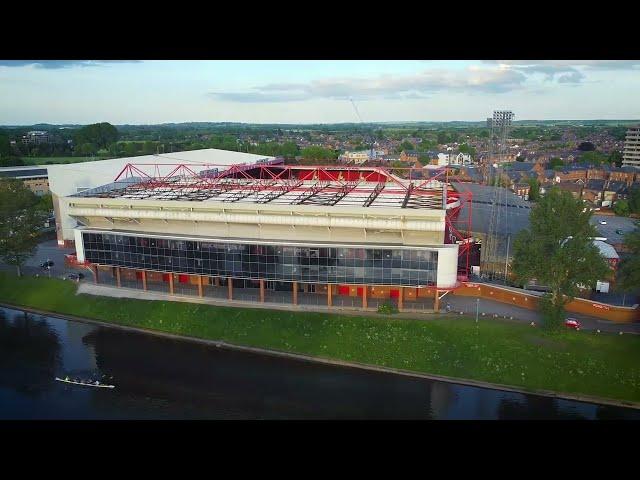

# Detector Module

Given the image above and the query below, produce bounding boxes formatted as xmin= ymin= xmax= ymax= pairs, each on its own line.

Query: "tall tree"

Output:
xmin=527 ymin=177 xmax=540 ymax=202
xmin=617 ymin=230 xmax=640 ymax=293
xmin=512 ymin=187 xmax=610 ymax=329
xmin=73 ymin=122 xmax=119 ymax=149
xmin=0 ymin=179 xmax=49 ymax=276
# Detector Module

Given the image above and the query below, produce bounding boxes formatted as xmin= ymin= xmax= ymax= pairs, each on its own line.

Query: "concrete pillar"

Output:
xmin=214 ymin=277 xmax=220 ymax=287
xmin=292 ymin=281 xmax=298 ymax=305
xmin=327 ymin=284 xmax=333 ymax=307
xmin=259 ymin=279 xmax=265 ymax=303
xmin=169 ymin=274 xmax=174 ymax=295
xmin=197 ymin=275 xmax=203 ymax=297
xmin=227 ymin=278 xmax=233 ymax=300
xmin=362 ymin=285 xmax=368 ymax=309
xmin=115 ymin=267 xmax=121 ymax=288
xmin=434 ymin=289 xmax=440 ymax=313
xmin=398 ymin=287 xmax=404 ymax=311
xmin=142 ymin=270 xmax=147 ymax=291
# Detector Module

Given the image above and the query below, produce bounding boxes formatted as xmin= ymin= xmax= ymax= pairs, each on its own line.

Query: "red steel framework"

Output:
xmin=107 ymin=162 xmax=473 ymax=276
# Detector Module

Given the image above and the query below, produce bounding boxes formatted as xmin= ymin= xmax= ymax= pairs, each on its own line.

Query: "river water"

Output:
xmin=1 ymin=306 xmax=638 ymax=420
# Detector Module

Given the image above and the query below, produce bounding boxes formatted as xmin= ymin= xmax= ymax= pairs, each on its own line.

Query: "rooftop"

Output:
xmin=73 ymin=163 xmax=464 ymax=211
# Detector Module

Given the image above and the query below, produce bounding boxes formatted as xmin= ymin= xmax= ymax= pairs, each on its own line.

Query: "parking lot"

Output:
xmin=591 ymin=215 xmax=638 ymax=243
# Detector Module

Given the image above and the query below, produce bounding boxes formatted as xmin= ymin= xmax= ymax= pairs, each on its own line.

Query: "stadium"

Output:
xmin=50 ymin=149 xmax=473 ymax=312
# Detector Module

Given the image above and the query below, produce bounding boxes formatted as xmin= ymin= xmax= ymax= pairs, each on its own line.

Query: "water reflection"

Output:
xmin=0 ymin=310 xmax=61 ymax=397
xmin=0 ymin=307 xmax=639 ymax=420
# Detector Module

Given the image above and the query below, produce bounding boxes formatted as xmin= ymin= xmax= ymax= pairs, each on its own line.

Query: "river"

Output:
xmin=1 ymin=306 xmax=638 ymax=420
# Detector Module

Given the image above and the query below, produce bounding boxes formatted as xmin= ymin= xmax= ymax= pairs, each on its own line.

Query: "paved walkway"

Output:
xmin=78 ymin=282 xmax=640 ymax=334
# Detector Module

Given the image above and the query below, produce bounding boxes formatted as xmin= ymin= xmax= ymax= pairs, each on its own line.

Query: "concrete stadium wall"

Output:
xmin=453 ymin=283 xmax=639 ymax=324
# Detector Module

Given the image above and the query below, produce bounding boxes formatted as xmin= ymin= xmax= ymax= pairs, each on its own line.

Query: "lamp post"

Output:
xmin=475 ymin=298 xmax=479 ymax=323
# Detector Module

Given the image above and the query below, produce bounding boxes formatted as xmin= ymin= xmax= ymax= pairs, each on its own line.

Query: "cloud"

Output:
xmin=211 ymin=67 xmax=528 ymax=103
xmin=0 ymin=60 xmax=143 ymax=69
xmin=483 ymin=60 xmax=640 ymax=84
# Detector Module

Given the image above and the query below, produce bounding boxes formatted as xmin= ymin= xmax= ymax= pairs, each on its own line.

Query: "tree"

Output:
xmin=512 ymin=187 xmax=610 ymax=329
xmin=608 ymin=150 xmax=623 ymax=167
xmin=77 ymin=143 xmax=97 ymax=156
xmin=0 ymin=179 xmax=49 ymax=276
xmin=300 ymin=146 xmax=337 ymax=161
xmin=458 ymin=143 xmax=477 ymax=157
xmin=613 ymin=199 xmax=630 ymax=217
xmin=580 ymin=150 xmax=606 ymax=166
xmin=617 ymin=230 xmax=640 ymax=293
xmin=548 ymin=157 xmax=564 ymax=170
xmin=73 ymin=122 xmax=119 ymax=149
xmin=577 ymin=141 xmax=595 ymax=151
xmin=527 ymin=177 xmax=540 ymax=202
xmin=399 ymin=140 xmax=414 ymax=152
xmin=628 ymin=187 xmax=640 ymax=214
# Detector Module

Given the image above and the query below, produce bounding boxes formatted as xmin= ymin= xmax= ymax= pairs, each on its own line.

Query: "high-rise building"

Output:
xmin=622 ymin=125 xmax=640 ymax=169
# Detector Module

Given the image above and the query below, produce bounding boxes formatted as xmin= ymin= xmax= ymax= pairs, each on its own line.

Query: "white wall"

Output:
xmin=49 ymin=149 xmax=273 ymax=241
xmin=436 ymin=244 xmax=460 ymax=288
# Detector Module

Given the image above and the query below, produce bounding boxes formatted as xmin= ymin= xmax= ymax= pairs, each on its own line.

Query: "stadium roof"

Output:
xmin=73 ymin=163 xmax=464 ymax=211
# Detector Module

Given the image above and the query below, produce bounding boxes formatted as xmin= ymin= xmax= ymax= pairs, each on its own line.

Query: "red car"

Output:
xmin=565 ymin=318 xmax=581 ymax=330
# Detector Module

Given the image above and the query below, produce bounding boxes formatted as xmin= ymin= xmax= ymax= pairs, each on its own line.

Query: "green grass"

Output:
xmin=22 ymin=156 xmax=114 ymax=165
xmin=1 ymin=271 xmax=639 ymax=404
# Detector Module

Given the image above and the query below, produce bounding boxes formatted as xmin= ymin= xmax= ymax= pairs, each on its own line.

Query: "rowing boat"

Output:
xmin=55 ymin=377 xmax=115 ymax=389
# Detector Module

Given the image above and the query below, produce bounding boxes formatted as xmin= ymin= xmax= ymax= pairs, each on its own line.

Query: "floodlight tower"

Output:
xmin=482 ymin=110 xmax=514 ymax=281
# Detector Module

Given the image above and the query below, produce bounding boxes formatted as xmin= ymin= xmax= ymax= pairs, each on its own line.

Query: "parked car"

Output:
xmin=599 ymin=220 xmax=607 ymax=225
xmin=67 ymin=272 xmax=85 ymax=281
xmin=40 ymin=260 xmax=54 ymax=268
xmin=615 ymin=229 xmax=624 ymax=235
xmin=565 ymin=318 xmax=581 ymax=330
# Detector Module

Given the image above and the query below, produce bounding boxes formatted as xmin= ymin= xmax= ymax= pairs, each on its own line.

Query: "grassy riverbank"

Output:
xmin=1 ymin=272 xmax=639 ymax=404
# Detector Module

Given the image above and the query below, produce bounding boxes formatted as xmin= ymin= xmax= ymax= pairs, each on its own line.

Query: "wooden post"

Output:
xmin=197 ymin=275 xmax=203 ymax=297
xmin=434 ymin=289 xmax=440 ymax=313
xmin=259 ymin=279 xmax=265 ymax=303
xmin=327 ymin=284 xmax=333 ymax=307
xmin=115 ymin=267 xmax=121 ymax=288
xmin=362 ymin=285 xmax=368 ymax=309
xmin=93 ymin=265 xmax=99 ymax=284
xmin=292 ymin=281 xmax=298 ymax=305
xmin=227 ymin=278 xmax=233 ymax=300
xmin=398 ymin=287 xmax=404 ymax=311
xmin=142 ymin=270 xmax=147 ymax=291
xmin=214 ymin=277 xmax=220 ymax=287
xmin=169 ymin=273 xmax=174 ymax=295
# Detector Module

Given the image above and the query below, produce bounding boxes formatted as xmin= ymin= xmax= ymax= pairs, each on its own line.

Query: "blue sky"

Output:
xmin=0 ymin=60 xmax=638 ymax=124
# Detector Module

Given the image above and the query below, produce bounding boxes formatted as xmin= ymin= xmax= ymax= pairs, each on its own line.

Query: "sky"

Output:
xmin=0 ymin=60 xmax=639 ymax=125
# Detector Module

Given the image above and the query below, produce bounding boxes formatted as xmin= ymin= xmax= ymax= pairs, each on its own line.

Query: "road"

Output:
xmin=443 ymin=293 xmax=640 ymax=334
xmin=0 ymin=238 xmax=87 ymax=280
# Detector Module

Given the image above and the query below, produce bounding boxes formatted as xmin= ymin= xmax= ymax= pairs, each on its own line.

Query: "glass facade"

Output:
xmin=82 ymin=231 xmax=438 ymax=286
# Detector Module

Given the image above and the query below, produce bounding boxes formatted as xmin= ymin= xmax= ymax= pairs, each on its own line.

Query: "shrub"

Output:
xmin=377 ymin=301 xmax=398 ymax=315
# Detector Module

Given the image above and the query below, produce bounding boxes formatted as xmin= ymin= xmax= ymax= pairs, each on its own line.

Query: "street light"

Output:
xmin=475 ymin=298 xmax=480 ymax=323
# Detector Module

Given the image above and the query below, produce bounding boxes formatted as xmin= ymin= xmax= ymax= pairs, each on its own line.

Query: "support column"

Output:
xmin=327 ymin=284 xmax=333 ymax=307
xmin=259 ymin=279 xmax=265 ymax=303
xmin=115 ymin=267 xmax=121 ymax=288
xmin=142 ymin=270 xmax=147 ymax=291
xmin=362 ymin=285 xmax=368 ymax=309
xmin=398 ymin=287 xmax=404 ymax=311
xmin=292 ymin=281 xmax=298 ymax=305
xmin=227 ymin=278 xmax=233 ymax=300
xmin=169 ymin=273 xmax=174 ymax=295
xmin=93 ymin=265 xmax=99 ymax=284
xmin=434 ymin=289 xmax=440 ymax=313
xmin=197 ymin=275 xmax=203 ymax=297
xmin=214 ymin=277 xmax=220 ymax=287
